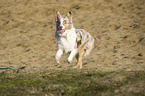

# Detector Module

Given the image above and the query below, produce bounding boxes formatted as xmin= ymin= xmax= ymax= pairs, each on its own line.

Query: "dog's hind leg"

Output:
xmin=74 ymin=48 xmax=85 ymax=69
xmin=55 ymin=49 xmax=63 ymax=66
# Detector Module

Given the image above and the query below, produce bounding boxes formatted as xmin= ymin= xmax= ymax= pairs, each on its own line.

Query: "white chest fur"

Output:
xmin=57 ymin=30 xmax=77 ymax=53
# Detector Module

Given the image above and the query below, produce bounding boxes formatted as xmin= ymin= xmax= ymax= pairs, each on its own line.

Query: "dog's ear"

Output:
xmin=66 ymin=11 xmax=72 ymax=21
xmin=55 ymin=11 xmax=62 ymax=22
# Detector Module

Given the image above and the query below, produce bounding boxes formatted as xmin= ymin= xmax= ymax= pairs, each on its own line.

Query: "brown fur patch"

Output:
xmin=66 ymin=20 xmax=72 ymax=30
xmin=66 ymin=24 xmax=71 ymax=30
xmin=77 ymin=40 xmax=81 ymax=48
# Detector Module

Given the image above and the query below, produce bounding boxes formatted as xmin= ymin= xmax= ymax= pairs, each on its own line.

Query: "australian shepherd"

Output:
xmin=55 ymin=11 xmax=100 ymax=69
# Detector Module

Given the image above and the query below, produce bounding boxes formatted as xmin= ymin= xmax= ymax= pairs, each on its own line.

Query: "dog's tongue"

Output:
xmin=57 ymin=29 xmax=65 ymax=34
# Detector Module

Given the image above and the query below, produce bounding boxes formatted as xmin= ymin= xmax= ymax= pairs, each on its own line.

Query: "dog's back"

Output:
xmin=75 ymin=29 xmax=95 ymax=57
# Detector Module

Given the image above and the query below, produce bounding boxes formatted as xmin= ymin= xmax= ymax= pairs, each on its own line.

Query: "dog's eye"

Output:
xmin=63 ymin=20 xmax=67 ymax=24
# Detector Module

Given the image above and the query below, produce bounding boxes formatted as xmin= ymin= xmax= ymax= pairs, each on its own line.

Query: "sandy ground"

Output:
xmin=0 ymin=0 xmax=145 ymax=73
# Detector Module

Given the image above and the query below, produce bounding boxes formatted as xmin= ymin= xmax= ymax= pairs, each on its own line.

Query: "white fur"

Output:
xmin=55 ymin=28 xmax=78 ymax=64
xmin=57 ymin=28 xmax=77 ymax=53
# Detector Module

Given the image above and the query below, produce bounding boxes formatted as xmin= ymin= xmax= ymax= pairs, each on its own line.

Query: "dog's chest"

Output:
xmin=58 ymin=30 xmax=77 ymax=53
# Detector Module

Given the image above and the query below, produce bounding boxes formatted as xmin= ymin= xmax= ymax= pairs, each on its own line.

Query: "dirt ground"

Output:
xmin=0 ymin=0 xmax=145 ymax=73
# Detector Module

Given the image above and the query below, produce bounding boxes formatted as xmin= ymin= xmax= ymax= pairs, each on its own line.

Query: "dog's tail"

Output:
xmin=94 ymin=37 xmax=101 ymax=48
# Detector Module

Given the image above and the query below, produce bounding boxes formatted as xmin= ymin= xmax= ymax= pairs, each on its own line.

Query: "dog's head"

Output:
xmin=55 ymin=11 xmax=74 ymax=35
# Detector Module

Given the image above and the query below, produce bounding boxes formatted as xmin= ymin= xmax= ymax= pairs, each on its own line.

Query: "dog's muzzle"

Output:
xmin=57 ymin=29 xmax=65 ymax=34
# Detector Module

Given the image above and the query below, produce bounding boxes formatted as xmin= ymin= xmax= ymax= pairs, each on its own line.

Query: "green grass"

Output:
xmin=0 ymin=69 xmax=145 ymax=96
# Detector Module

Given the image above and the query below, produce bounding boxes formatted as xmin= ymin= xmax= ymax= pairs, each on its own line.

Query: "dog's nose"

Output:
xmin=59 ymin=26 xmax=63 ymax=30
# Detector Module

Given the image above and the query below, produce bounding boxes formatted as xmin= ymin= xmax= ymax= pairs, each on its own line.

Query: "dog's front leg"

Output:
xmin=67 ymin=49 xmax=78 ymax=63
xmin=55 ymin=49 xmax=63 ymax=66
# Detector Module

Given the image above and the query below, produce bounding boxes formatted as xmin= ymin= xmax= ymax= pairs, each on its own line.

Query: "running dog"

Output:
xmin=55 ymin=11 xmax=100 ymax=69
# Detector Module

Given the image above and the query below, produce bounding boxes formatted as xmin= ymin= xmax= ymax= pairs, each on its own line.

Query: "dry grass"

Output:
xmin=0 ymin=69 xmax=145 ymax=96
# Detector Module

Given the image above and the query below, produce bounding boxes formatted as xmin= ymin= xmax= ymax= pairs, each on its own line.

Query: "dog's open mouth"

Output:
xmin=57 ymin=29 xmax=65 ymax=34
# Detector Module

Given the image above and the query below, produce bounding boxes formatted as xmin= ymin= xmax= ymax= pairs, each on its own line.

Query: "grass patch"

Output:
xmin=0 ymin=69 xmax=145 ymax=96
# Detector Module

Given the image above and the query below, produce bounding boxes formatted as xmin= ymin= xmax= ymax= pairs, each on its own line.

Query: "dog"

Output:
xmin=55 ymin=11 xmax=100 ymax=69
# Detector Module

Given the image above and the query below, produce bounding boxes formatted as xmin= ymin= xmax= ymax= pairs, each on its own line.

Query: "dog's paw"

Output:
xmin=67 ymin=59 xmax=72 ymax=64
xmin=73 ymin=65 xmax=82 ymax=69
xmin=54 ymin=63 xmax=58 ymax=66
xmin=55 ymin=61 xmax=60 ymax=66
xmin=73 ymin=66 xmax=77 ymax=68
